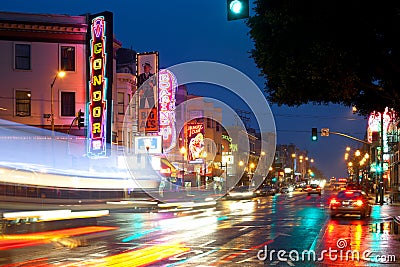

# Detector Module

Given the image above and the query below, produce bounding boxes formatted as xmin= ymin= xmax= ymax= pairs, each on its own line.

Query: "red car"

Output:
xmin=330 ymin=190 xmax=372 ymax=219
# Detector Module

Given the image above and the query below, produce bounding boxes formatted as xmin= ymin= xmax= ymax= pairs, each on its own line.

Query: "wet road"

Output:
xmin=1 ymin=189 xmax=399 ymax=266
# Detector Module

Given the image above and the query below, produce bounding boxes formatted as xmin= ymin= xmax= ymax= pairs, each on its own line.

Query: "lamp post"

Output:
xmin=144 ymin=138 xmax=151 ymax=170
xmin=354 ymin=149 xmax=361 ymax=183
xmin=50 ymin=71 xmax=66 ymax=133
xmin=180 ymin=146 xmax=186 ymax=187
xmin=291 ymin=153 xmax=296 ymax=183
xmin=202 ymin=151 xmax=207 ymax=187
xmin=249 ymin=162 xmax=255 ymax=187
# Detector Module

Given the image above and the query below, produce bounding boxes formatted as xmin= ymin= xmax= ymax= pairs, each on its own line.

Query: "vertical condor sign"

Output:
xmin=87 ymin=12 xmax=113 ymax=158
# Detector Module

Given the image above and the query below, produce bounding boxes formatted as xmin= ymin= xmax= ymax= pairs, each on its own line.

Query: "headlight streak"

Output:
xmin=61 ymin=242 xmax=190 ymax=267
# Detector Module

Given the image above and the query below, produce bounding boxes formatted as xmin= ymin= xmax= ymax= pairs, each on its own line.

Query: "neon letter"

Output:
xmin=92 ymin=123 xmax=101 ymax=133
xmin=93 ymin=58 xmax=102 ymax=70
xmin=93 ymin=106 xmax=101 ymax=118
xmin=93 ymin=91 xmax=102 ymax=101
xmin=93 ymin=75 xmax=102 ymax=86
xmin=94 ymin=43 xmax=103 ymax=54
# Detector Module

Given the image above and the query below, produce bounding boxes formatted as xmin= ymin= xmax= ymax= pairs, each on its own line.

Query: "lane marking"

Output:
xmin=199 ymin=240 xmax=216 ymax=247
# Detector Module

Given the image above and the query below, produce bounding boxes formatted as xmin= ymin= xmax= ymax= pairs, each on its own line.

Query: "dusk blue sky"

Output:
xmin=1 ymin=1 xmax=368 ymax=178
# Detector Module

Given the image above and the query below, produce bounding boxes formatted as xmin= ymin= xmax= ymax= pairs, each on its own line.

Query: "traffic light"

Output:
xmin=311 ymin=127 xmax=318 ymax=141
xmin=227 ymin=0 xmax=249 ymax=21
xmin=77 ymin=109 xmax=84 ymax=129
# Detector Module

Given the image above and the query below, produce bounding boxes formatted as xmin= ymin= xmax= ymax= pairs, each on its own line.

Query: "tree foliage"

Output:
xmin=247 ymin=0 xmax=400 ymax=115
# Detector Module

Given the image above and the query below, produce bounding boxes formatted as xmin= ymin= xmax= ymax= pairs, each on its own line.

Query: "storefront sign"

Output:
xmin=86 ymin=12 xmax=113 ymax=158
xmin=158 ymin=69 xmax=177 ymax=152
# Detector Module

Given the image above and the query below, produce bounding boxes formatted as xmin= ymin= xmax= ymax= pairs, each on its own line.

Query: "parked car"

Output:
xmin=329 ymin=190 xmax=372 ymax=219
xmin=255 ymin=185 xmax=276 ymax=196
xmin=307 ymin=184 xmax=322 ymax=196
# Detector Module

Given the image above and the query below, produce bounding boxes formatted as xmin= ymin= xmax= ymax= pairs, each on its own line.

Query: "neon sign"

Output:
xmin=367 ymin=107 xmax=396 ymax=161
xmin=158 ymin=69 xmax=177 ymax=152
xmin=222 ymin=134 xmax=232 ymax=143
xmin=88 ymin=16 xmax=107 ymax=158
xmin=187 ymin=123 xmax=204 ymax=161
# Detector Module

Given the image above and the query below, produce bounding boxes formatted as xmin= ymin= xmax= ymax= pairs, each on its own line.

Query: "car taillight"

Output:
xmin=330 ymin=199 xmax=338 ymax=205
xmin=355 ymin=200 xmax=363 ymax=206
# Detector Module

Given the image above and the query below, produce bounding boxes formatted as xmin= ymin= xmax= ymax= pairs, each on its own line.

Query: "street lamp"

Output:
xmin=50 ymin=71 xmax=66 ymax=133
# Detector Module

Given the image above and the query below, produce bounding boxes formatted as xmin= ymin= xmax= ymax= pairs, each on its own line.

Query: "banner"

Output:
xmin=137 ymin=52 xmax=159 ymax=132
xmin=186 ymin=122 xmax=205 ymax=162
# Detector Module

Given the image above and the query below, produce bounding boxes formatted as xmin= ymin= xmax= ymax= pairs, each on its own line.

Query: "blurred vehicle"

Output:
xmin=329 ymin=190 xmax=372 ymax=219
xmin=294 ymin=182 xmax=306 ymax=191
xmin=346 ymin=183 xmax=361 ymax=190
xmin=226 ymin=186 xmax=255 ymax=200
xmin=301 ymin=184 xmax=308 ymax=192
xmin=307 ymin=184 xmax=322 ymax=196
xmin=339 ymin=184 xmax=347 ymax=191
xmin=255 ymin=185 xmax=276 ymax=196
xmin=280 ymin=186 xmax=293 ymax=193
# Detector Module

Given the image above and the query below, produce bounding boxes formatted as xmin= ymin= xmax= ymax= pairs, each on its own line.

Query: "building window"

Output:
xmin=61 ymin=92 xmax=75 ymax=116
xmin=207 ymin=118 xmax=212 ymax=128
xmin=60 ymin=46 xmax=75 ymax=71
xmin=15 ymin=44 xmax=31 ymax=70
xmin=127 ymin=94 xmax=131 ymax=116
xmin=117 ymin=92 xmax=124 ymax=115
xmin=15 ymin=90 xmax=31 ymax=116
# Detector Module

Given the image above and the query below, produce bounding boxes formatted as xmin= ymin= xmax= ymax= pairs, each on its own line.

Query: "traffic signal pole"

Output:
xmin=328 ymin=131 xmax=371 ymax=145
xmin=379 ymin=112 xmax=384 ymax=205
xmin=318 ymin=128 xmax=386 ymax=204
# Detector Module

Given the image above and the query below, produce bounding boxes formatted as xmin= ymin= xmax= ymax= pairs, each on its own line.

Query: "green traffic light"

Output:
xmin=227 ymin=0 xmax=249 ymax=21
xmin=230 ymin=0 xmax=243 ymax=14
xmin=311 ymin=127 xmax=318 ymax=141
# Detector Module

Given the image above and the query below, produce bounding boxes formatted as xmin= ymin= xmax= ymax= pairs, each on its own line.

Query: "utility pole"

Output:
xmin=380 ymin=113 xmax=384 ymax=205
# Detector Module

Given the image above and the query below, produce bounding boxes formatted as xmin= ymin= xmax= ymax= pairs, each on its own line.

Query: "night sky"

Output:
xmin=0 ymin=1 xmax=367 ymax=178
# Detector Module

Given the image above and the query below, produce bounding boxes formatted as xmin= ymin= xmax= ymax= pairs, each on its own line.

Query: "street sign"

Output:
xmin=321 ymin=128 xmax=330 ymax=136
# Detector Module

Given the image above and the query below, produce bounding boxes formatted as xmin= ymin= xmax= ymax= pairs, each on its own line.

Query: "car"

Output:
xmin=226 ymin=186 xmax=256 ymax=200
xmin=280 ymin=186 xmax=293 ymax=193
xmin=255 ymin=185 xmax=276 ymax=196
xmin=329 ymin=190 xmax=372 ymax=219
xmin=307 ymin=184 xmax=322 ymax=195
xmin=300 ymin=184 xmax=308 ymax=192
xmin=346 ymin=183 xmax=361 ymax=190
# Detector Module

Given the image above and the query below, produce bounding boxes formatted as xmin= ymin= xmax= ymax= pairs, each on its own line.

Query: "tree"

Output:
xmin=247 ymin=0 xmax=400 ymax=115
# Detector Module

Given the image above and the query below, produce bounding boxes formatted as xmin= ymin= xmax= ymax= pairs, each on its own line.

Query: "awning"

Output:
xmin=160 ymin=157 xmax=177 ymax=176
